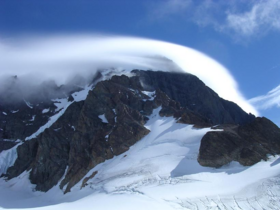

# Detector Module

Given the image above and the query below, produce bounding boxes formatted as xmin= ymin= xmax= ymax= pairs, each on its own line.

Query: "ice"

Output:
xmin=11 ymin=110 xmax=19 ymax=113
xmin=2 ymin=112 xmax=7 ymax=115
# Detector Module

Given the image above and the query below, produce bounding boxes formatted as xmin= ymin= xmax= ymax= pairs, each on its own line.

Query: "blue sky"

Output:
xmin=0 ymin=0 xmax=279 ymax=125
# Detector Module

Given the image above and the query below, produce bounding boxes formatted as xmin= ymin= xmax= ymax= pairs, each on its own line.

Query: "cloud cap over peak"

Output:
xmin=0 ymin=34 xmax=258 ymax=115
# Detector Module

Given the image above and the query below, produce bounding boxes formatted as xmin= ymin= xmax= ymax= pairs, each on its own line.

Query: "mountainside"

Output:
xmin=0 ymin=70 xmax=280 ymax=209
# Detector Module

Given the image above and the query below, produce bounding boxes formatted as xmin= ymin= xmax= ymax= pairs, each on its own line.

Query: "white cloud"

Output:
xmin=148 ymin=0 xmax=280 ymax=39
xmin=226 ymin=0 xmax=280 ymax=37
xmin=149 ymin=0 xmax=192 ymax=20
xmin=249 ymin=84 xmax=280 ymax=110
xmin=0 ymin=34 xmax=258 ymax=115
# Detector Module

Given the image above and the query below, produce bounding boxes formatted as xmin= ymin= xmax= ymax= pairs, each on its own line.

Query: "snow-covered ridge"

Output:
xmin=23 ymin=69 xmax=114 ymax=141
xmin=25 ymin=84 xmax=93 ymax=141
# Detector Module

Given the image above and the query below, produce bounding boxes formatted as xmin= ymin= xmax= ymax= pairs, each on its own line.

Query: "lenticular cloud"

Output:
xmin=0 ymin=35 xmax=258 ymax=115
xmin=249 ymin=84 xmax=280 ymax=110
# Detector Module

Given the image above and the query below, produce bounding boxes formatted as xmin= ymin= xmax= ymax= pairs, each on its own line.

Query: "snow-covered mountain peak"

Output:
xmin=0 ymin=70 xmax=280 ymax=210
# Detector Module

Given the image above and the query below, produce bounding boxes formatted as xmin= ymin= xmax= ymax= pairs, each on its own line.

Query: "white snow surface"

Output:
xmin=98 ymin=114 xmax=108 ymax=123
xmin=42 ymin=108 xmax=50 ymax=114
xmin=0 ymin=143 xmax=22 ymax=176
xmin=0 ymin=107 xmax=280 ymax=209
xmin=142 ymin=90 xmax=156 ymax=101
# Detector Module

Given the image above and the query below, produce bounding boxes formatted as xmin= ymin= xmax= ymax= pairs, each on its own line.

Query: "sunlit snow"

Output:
xmin=0 ymin=108 xmax=279 ymax=210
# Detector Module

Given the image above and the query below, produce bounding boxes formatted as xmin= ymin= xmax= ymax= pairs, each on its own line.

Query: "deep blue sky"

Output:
xmin=1 ymin=0 xmax=280 ymax=125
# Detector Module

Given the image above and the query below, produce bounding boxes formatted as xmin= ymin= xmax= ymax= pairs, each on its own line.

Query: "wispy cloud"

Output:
xmin=148 ymin=0 xmax=192 ymax=20
xmin=249 ymin=85 xmax=280 ymax=109
xmin=148 ymin=0 xmax=280 ymax=39
xmin=226 ymin=0 xmax=280 ymax=37
xmin=0 ymin=34 xmax=257 ymax=115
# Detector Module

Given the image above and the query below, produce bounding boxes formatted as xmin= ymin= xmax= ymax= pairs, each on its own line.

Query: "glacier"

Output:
xmin=0 ymin=107 xmax=279 ymax=210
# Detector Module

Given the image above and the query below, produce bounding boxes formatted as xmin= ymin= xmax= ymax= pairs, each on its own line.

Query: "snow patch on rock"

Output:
xmin=98 ymin=114 xmax=108 ymax=123
xmin=0 ymin=143 xmax=22 ymax=176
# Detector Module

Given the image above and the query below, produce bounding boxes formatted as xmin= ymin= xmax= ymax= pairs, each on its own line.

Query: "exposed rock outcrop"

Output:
xmin=132 ymin=70 xmax=255 ymax=125
xmin=198 ymin=117 xmax=280 ymax=167
xmin=0 ymin=101 xmax=56 ymax=143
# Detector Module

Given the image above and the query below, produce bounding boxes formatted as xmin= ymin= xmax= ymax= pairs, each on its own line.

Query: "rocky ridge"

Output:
xmin=198 ymin=117 xmax=280 ymax=167
xmin=0 ymin=75 xmax=87 ymax=147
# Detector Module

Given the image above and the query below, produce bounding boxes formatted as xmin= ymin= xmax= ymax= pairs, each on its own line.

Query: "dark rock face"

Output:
xmin=132 ymin=70 xmax=255 ymax=125
xmin=4 ymin=138 xmax=38 ymax=178
xmin=198 ymin=117 xmax=280 ymax=167
xmin=81 ymin=171 xmax=98 ymax=189
xmin=0 ymin=102 xmax=56 ymax=140
xmin=29 ymin=101 xmax=84 ymax=192
xmin=59 ymin=80 xmax=151 ymax=193
xmin=0 ymin=140 xmax=18 ymax=153
xmin=0 ymin=74 xmax=88 ymax=144
xmin=4 ymin=70 xmax=270 ymax=193
xmin=0 ymin=101 xmax=56 ymax=153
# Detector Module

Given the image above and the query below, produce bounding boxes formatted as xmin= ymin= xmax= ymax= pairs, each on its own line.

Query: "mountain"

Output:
xmin=0 ymin=69 xmax=280 ymax=210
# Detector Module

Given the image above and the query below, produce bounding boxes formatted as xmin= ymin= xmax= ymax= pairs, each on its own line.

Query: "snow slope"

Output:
xmin=0 ymin=108 xmax=280 ymax=210
xmin=0 ymin=143 xmax=22 ymax=176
